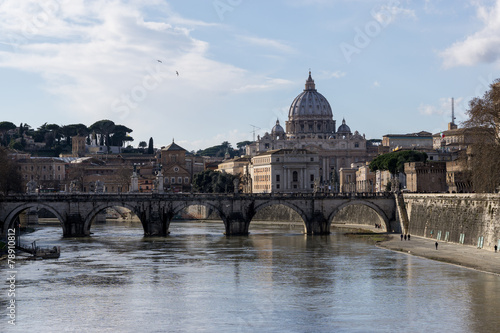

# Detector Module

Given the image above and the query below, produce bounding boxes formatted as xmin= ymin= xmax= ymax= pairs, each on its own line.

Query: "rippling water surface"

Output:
xmin=3 ymin=221 xmax=500 ymax=333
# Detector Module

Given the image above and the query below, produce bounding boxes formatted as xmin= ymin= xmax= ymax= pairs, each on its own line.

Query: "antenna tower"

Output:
xmin=250 ymin=124 xmax=261 ymax=141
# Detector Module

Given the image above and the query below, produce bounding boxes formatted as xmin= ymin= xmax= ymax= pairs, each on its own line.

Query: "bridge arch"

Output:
xmin=2 ymin=202 xmax=66 ymax=232
xmin=83 ymin=202 xmax=143 ymax=234
xmin=252 ymin=200 xmax=308 ymax=229
xmin=327 ymin=200 xmax=390 ymax=230
xmin=170 ymin=201 xmax=224 ymax=222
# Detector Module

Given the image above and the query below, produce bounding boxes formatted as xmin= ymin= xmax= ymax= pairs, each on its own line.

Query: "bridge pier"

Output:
xmin=304 ymin=211 xmax=330 ymax=235
xmin=63 ymin=214 xmax=89 ymax=237
xmin=141 ymin=208 xmax=172 ymax=237
xmin=223 ymin=213 xmax=250 ymax=236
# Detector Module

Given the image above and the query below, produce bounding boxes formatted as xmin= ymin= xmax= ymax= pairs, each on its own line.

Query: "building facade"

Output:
xmin=250 ymin=149 xmax=319 ymax=193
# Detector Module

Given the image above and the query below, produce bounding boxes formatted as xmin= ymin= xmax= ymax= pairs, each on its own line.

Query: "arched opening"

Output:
xmin=3 ymin=203 xmax=66 ymax=251
xmin=329 ymin=202 xmax=388 ymax=232
xmin=250 ymin=203 xmax=306 ymax=234
xmin=169 ymin=203 xmax=225 ymax=235
xmin=84 ymin=204 xmax=143 ymax=237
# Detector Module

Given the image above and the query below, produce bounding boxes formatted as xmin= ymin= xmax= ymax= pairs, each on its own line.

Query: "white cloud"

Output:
xmin=237 ymin=35 xmax=296 ymax=54
xmin=372 ymin=4 xmax=416 ymax=25
xmin=0 ymin=0 xmax=294 ymax=149
xmin=418 ymin=97 xmax=467 ymax=123
xmin=440 ymin=0 xmax=500 ymax=68
xmin=316 ymin=70 xmax=346 ymax=79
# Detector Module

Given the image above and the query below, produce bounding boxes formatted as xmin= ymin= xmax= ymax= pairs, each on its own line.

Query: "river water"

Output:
xmin=3 ymin=220 xmax=500 ymax=333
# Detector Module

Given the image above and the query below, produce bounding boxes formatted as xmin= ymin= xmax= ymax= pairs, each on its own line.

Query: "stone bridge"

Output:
xmin=0 ymin=193 xmax=399 ymax=237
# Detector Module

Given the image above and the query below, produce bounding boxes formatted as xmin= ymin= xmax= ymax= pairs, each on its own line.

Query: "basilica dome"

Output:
xmin=271 ymin=119 xmax=285 ymax=136
xmin=285 ymin=72 xmax=336 ymax=137
xmin=288 ymin=72 xmax=333 ymax=119
xmin=337 ymin=118 xmax=351 ymax=135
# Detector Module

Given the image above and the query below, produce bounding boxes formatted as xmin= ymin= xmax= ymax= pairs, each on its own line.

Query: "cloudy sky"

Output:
xmin=0 ymin=0 xmax=499 ymax=151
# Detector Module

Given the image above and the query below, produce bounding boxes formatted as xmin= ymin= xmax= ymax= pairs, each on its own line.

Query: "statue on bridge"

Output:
xmin=95 ymin=180 xmax=104 ymax=193
xmin=26 ymin=180 xmax=37 ymax=194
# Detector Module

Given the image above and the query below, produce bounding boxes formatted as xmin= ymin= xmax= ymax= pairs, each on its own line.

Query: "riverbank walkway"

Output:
xmin=333 ymin=224 xmax=500 ymax=276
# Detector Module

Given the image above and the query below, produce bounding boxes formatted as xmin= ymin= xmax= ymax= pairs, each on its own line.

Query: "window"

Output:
xmin=171 ymin=177 xmax=175 ymax=184
xmin=354 ymin=142 xmax=359 ymax=148
xmin=276 ymin=184 xmax=280 ymax=189
xmin=293 ymin=171 xmax=298 ymax=182
xmin=276 ymin=175 xmax=280 ymax=181
xmin=310 ymin=157 xmax=314 ymax=161
xmin=276 ymin=158 xmax=280 ymax=162
xmin=310 ymin=174 xmax=314 ymax=181
xmin=178 ymin=177 xmax=182 ymax=184
xmin=184 ymin=177 xmax=189 ymax=184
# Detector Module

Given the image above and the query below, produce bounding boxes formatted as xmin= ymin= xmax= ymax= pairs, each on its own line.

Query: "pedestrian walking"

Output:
xmin=435 ymin=242 xmax=438 ymax=250
xmin=404 ymin=234 xmax=407 ymax=241
xmin=407 ymin=234 xmax=410 ymax=241
xmin=401 ymin=234 xmax=403 ymax=241
xmin=495 ymin=245 xmax=498 ymax=253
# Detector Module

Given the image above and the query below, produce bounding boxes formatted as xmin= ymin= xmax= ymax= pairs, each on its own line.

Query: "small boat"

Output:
xmin=34 ymin=246 xmax=60 ymax=259
xmin=16 ymin=241 xmax=60 ymax=259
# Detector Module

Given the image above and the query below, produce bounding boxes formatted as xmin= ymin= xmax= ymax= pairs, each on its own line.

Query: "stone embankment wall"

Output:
xmin=403 ymin=194 xmax=500 ymax=250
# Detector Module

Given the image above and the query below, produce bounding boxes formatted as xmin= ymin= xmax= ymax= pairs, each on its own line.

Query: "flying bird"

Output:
xmin=176 ymin=71 xmax=179 ymax=76
xmin=157 ymin=60 xmax=162 ymax=63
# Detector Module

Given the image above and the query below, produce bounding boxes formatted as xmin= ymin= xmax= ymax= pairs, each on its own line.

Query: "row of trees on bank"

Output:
xmin=0 ymin=120 xmax=135 ymax=154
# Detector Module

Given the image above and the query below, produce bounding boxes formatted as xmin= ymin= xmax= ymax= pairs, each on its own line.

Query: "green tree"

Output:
xmin=369 ymin=150 xmax=427 ymax=175
xmin=147 ymin=137 xmax=154 ymax=154
xmin=0 ymin=121 xmax=17 ymax=146
xmin=138 ymin=141 xmax=147 ymax=151
xmin=192 ymin=170 xmax=238 ymax=193
xmin=109 ymin=124 xmax=133 ymax=147
xmin=89 ymin=120 xmax=116 ymax=146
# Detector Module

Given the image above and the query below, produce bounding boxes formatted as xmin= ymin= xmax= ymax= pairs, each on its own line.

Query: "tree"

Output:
xmin=138 ymin=141 xmax=147 ymax=151
xmin=192 ymin=170 xmax=238 ymax=193
xmin=0 ymin=121 xmax=17 ymax=146
xmin=109 ymin=125 xmax=133 ymax=147
xmin=89 ymin=120 xmax=115 ymax=146
xmin=147 ymin=137 xmax=154 ymax=154
xmin=462 ymin=79 xmax=500 ymax=192
xmin=0 ymin=148 xmax=23 ymax=194
xmin=370 ymin=150 xmax=427 ymax=175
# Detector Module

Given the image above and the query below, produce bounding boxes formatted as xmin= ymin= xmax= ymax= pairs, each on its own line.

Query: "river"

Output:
xmin=3 ymin=220 xmax=500 ymax=333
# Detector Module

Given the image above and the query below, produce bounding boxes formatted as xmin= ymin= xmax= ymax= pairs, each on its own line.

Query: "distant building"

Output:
xmin=250 ymin=149 xmax=319 ymax=193
xmin=404 ymin=162 xmax=447 ymax=193
xmin=356 ymin=163 xmax=375 ymax=193
xmin=446 ymin=150 xmax=473 ymax=193
xmin=382 ymin=131 xmax=433 ymax=150
xmin=16 ymin=157 xmax=67 ymax=191
xmin=160 ymin=140 xmax=192 ymax=193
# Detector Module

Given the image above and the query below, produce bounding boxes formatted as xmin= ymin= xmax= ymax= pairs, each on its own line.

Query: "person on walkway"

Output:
xmin=401 ymin=234 xmax=403 ymax=241
xmin=435 ymin=242 xmax=438 ymax=250
xmin=407 ymin=234 xmax=410 ymax=241
xmin=495 ymin=245 xmax=498 ymax=253
xmin=404 ymin=234 xmax=407 ymax=241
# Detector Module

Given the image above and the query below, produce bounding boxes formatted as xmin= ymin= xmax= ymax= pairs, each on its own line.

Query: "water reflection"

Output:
xmin=3 ymin=221 xmax=500 ymax=333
